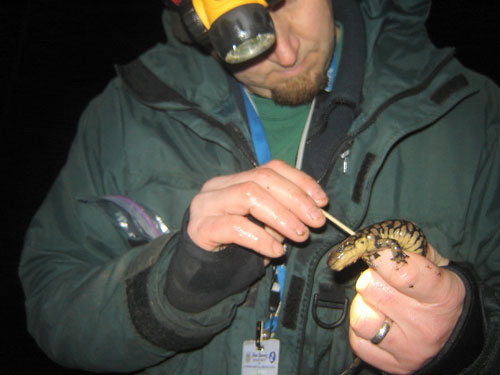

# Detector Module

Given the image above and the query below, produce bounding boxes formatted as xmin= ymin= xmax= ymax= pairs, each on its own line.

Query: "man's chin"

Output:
xmin=271 ymin=71 xmax=327 ymax=106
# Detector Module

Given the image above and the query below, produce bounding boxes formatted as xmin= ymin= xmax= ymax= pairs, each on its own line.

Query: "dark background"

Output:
xmin=2 ymin=0 xmax=499 ymax=373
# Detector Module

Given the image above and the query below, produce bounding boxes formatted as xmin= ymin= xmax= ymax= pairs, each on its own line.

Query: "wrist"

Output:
xmin=164 ymin=208 xmax=266 ymax=313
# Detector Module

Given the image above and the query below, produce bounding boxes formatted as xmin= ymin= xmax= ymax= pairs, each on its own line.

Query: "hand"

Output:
xmin=348 ymin=245 xmax=466 ymax=374
xmin=187 ymin=160 xmax=329 ymax=258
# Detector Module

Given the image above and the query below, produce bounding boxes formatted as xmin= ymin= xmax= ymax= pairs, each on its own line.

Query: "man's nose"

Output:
xmin=269 ymin=15 xmax=300 ymax=67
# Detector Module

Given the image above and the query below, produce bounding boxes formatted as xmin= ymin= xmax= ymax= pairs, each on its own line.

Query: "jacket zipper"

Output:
xmin=296 ymin=48 xmax=457 ymax=374
xmin=317 ymin=48 xmax=456 ymax=186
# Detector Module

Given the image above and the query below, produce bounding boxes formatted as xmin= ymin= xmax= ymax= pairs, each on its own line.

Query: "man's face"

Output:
xmin=229 ymin=0 xmax=335 ymax=106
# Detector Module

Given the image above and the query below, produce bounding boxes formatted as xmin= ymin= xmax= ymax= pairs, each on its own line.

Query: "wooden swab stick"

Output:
xmin=321 ymin=209 xmax=355 ymax=236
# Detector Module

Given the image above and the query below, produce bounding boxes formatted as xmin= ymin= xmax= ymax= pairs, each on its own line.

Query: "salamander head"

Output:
xmin=326 ymin=233 xmax=374 ymax=271
xmin=327 ymin=241 xmax=362 ymax=271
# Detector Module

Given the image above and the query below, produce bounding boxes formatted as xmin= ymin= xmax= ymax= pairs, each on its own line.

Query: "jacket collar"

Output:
xmin=116 ymin=0 xmax=478 ymax=172
xmin=303 ymin=0 xmax=478 ymax=184
xmin=302 ymin=0 xmax=367 ymax=181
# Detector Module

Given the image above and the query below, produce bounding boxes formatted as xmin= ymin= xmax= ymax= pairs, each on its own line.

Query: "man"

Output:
xmin=19 ymin=0 xmax=499 ymax=374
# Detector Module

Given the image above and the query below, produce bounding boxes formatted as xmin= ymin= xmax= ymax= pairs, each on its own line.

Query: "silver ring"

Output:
xmin=370 ymin=318 xmax=392 ymax=345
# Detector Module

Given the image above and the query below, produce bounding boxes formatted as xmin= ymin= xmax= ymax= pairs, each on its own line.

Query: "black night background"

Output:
xmin=2 ymin=1 xmax=499 ymax=373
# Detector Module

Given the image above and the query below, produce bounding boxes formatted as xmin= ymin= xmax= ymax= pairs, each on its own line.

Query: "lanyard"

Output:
xmin=240 ymin=85 xmax=286 ymax=338
xmin=240 ymin=46 xmax=336 ymax=166
xmin=239 ymin=52 xmax=337 ymax=340
xmin=240 ymin=87 xmax=272 ymax=165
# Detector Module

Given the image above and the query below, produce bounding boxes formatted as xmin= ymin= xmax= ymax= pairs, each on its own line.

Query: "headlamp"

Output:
xmin=168 ymin=0 xmax=282 ymax=64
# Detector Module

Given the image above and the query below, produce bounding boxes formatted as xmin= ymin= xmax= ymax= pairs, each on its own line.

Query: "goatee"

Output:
xmin=271 ymin=69 xmax=327 ymax=106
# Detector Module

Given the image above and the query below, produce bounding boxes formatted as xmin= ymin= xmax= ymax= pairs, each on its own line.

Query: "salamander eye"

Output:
xmin=355 ymin=238 xmax=366 ymax=246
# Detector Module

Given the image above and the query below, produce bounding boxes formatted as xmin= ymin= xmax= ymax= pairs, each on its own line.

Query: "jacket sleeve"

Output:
xmin=163 ymin=209 xmax=265 ymax=314
xmin=422 ymin=79 xmax=500 ymax=374
xmin=453 ymin=79 xmax=500 ymax=375
xmin=18 ymin=82 xmax=251 ymax=373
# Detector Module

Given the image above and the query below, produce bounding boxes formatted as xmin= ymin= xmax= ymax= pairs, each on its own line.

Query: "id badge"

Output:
xmin=241 ymin=339 xmax=280 ymax=375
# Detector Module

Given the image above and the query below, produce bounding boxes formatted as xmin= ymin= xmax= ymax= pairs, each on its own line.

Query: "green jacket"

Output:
xmin=20 ymin=0 xmax=499 ymax=374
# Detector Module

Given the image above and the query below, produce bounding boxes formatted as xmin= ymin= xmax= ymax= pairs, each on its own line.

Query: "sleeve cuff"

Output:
xmin=164 ymin=209 xmax=266 ymax=313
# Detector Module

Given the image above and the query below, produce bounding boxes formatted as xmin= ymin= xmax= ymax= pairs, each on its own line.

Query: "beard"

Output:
xmin=271 ymin=67 xmax=328 ymax=106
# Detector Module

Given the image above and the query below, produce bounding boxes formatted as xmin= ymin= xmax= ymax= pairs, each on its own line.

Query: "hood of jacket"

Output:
xmin=358 ymin=0 xmax=456 ymax=113
xmin=130 ymin=11 xmax=238 ymax=113
xmin=124 ymin=0 xmax=452 ymax=114
xmin=115 ymin=0 xmax=481 ymax=187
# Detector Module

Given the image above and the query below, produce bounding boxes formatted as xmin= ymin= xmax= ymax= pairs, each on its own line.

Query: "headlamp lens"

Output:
xmin=209 ymin=3 xmax=276 ymax=64
xmin=225 ymin=33 xmax=275 ymax=64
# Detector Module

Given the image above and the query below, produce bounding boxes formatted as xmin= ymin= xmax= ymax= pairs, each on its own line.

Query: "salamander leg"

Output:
xmin=376 ymin=238 xmax=408 ymax=268
xmin=362 ymin=251 xmax=380 ymax=269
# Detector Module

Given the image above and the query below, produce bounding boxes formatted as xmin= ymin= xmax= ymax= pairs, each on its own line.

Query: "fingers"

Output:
xmin=189 ymin=212 xmax=284 ymax=257
xmin=354 ymin=269 xmax=417 ymax=338
xmin=356 ymin=265 xmax=463 ymax=341
xmin=367 ymin=248 xmax=463 ymax=305
xmin=202 ymin=160 xmax=329 ymax=215
xmin=350 ymin=294 xmax=393 ymax=344
xmin=347 ymin=241 xmax=465 ymax=374
xmin=188 ymin=160 xmax=328 ymax=257
xmin=202 ymin=160 xmax=328 ymax=229
xmin=351 ymin=253 xmax=466 ymax=374
xmin=360 ymin=250 xmax=465 ymax=332
xmin=349 ymin=293 xmax=413 ymax=374
xmin=350 ymin=279 xmax=430 ymax=374
xmin=191 ymin=181 xmax=318 ymax=241
xmin=349 ymin=330 xmax=405 ymax=374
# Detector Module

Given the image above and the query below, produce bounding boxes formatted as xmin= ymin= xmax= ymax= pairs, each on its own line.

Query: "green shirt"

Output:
xmin=250 ymin=23 xmax=343 ymax=167
xmin=250 ymin=94 xmax=311 ymax=166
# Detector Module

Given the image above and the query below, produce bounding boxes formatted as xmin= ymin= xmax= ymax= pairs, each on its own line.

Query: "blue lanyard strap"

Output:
xmin=240 ymin=85 xmax=272 ymax=165
xmin=240 ymin=85 xmax=284 ymax=335
xmin=239 ymin=51 xmax=337 ymax=336
xmin=264 ymin=262 xmax=286 ymax=334
xmin=325 ymin=50 xmax=337 ymax=92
